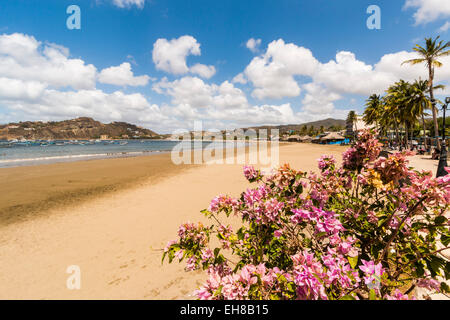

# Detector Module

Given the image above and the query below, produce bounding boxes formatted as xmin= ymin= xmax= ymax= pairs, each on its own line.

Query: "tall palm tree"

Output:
xmin=385 ymin=80 xmax=418 ymax=148
xmin=402 ymin=36 xmax=450 ymax=147
xmin=410 ymin=79 xmax=431 ymax=148
xmin=363 ymin=94 xmax=382 ymax=130
xmin=381 ymin=95 xmax=400 ymax=145
xmin=346 ymin=111 xmax=358 ymax=139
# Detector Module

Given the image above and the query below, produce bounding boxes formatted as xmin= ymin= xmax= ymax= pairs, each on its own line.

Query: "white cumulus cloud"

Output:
xmin=0 ymin=33 xmax=97 ymax=90
xmin=403 ymin=0 xmax=450 ymax=24
xmin=152 ymin=35 xmax=215 ymax=79
xmin=232 ymin=73 xmax=247 ymax=84
xmin=189 ymin=63 xmax=216 ymax=79
xmin=244 ymin=39 xmax=319 ymax=99
xmin=98 ymin=62 xmax=150 ymax=86
xmin=301 ymin=83 xmax=341 ymax=115
xmin=246 ymin=38 xmax=262 ymax=53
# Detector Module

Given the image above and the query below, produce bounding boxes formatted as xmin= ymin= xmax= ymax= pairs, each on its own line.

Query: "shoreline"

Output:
xmin=0 ymin=140 xmax=294 ymax=169
xmin=0 ymin=149 xmax=170 ymax=168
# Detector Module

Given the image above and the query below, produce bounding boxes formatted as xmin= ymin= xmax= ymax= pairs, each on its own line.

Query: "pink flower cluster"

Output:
xmin=343 ymin=130 xmax=382 ymax=171
xmin=177 ymin=222 xmax=208 ymax=246
xmin=291 ymin=250 xmax=361 ymax=300
xmin=208 ymin=194 xmax=239 ymax=214
xmin=384 ymin=289 xmax=412 ymax=300
xmin=195 ymin=263 xmax=288 ymax=300
xmin=217 ymin=224 xmax=233 ymax=249
xmin=321 ymin=248 xmax=360 ymax=290
xmin=401 ymin=169 xmax=450 ymax=207
xmin=416 ymin=278 xmax=441 ymax=292
xmin=241 ymin=186 xmax=284 ymax=224
xmin=291 ymin=207 xmax=344 ymax=236
xmin=292 ymin=251 xmax=328 ymax=300
xmin=243 ymin=165 xmax=262 ymax=182
xmin=371 ymin=151 xmax=413 ymax=185
xmin=359 ymin=260 xmax=384 ymax=292
xmin=318 ymin=155 xmax=336 ymax=171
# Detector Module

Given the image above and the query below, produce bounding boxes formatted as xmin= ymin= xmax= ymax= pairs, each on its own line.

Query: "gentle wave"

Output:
xmin=0 ymin=150 xmax=162 ymax=164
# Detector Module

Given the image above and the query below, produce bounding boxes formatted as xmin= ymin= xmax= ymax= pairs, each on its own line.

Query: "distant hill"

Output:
xmin=243 ymin=118 xmax=346 ymax=134
xmin=0 ymin=117 xmax=159 ymax=140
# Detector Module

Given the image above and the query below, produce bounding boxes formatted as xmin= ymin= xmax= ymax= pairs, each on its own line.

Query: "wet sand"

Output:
xmin=0 ymin=152 xmax=196 ymax=226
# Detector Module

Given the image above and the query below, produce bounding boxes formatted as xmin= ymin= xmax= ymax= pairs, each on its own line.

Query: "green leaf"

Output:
xmin=201 ymin=209 xmax=211 ymax=217
xmin=378 ymin=216 xmax=387 ymax=228
xmin=430 ymin=256 xmax=444 ymax=274
xmin=434 ymin=215 xmax=447 ymax=225
xmin=415 ymin=261 xmax=425 ymax=277
xmin=340 ymin=295 xmax=356 ymax=300
xmin=315 ymin=232 xmax=327 ymax=238
xmin=445 ymin=262 xmax=450 ymax=280
xmin=369 ymin=289 xmax=377 ymax=300
xmin=348 ymin=256 xmax=358 ymax=269
xmin=441 ymin=282 xmax=450 ymax=293
xmin=441 ymin=234 xmax=450 ymax=247
xmin=425 ymin=259 xmax=438 ymax=277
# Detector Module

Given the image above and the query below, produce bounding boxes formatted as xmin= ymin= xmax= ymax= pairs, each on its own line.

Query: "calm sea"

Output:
xmin=0 ymin=140 xmax=243 ymax=168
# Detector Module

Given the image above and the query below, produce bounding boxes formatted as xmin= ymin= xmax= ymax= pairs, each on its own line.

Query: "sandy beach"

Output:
xmin=0 ymin=143 xmax=443 ymax=299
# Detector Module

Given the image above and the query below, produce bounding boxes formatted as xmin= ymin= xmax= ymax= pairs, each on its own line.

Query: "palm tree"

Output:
xmin=346 ymin=111 xmax=358 ymax=139
xmin=410 ymin=79 xmax=432 ymax=148
xmin=385 ymin=80 xmax=418 ymax=148
xmin=402 ymin=36 xmax=450 ymax=147
xmin=363 ymin=94 xmax=382 ymax=130
xmin=381 ymin=95 xmax=401 ymax=145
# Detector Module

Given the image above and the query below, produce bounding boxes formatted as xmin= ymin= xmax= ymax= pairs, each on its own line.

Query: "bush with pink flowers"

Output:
xmin=163 ymin=130 xmax=450 ymax=300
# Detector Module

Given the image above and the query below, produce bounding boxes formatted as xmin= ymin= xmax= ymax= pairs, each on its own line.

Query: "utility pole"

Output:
xmin=436 ymin=97 xmax=449 ymax=178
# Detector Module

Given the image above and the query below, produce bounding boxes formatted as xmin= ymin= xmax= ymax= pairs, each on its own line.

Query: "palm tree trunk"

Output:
xmin=405 ymin=123 xmax=409 ymax=149
xmin=394 ymin=119 xmax=399 ymax=146
xmin=429 ymin=64 xmax=440 ymax=149
xmin=421 ymin=113 xmax=427 ymax=149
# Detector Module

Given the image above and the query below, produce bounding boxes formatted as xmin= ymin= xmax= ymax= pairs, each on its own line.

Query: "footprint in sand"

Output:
xmin=108 ymin=275 xmax=130 ymax=286
xmin=119 ymin=259 xmax=135 ymax=269
xmin=163 ymin=277 xmax=184 ymax=290
xmin=108 ymin=278 xmax=121 ymax=286
xmin=144 ymin=289 xmax=160 ymax=298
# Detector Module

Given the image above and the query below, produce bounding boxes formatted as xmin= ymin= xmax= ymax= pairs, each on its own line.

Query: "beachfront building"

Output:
xmin=355 ymin=115 xmax=375 ymax=132
xmin=287 ymin=135 xmax=302 ymax=142
xmin=346 ymin=114 xmax=375 ymax=138
xmin=320 ymin=132 xmax=347 ymax=145
xmin=299 ymin=135 xmax=313 ymax=142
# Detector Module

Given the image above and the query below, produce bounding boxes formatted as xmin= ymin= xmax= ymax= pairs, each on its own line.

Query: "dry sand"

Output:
xmin=0 ymin=144 xmax=443 ymax=299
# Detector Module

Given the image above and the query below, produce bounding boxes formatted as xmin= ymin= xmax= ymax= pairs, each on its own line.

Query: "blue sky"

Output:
xmin=0 ymin=0 xmax=448 ymax=133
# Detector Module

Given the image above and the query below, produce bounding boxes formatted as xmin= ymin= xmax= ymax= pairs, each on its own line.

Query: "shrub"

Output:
xmin=163 ymin=130 xmax=450 ymax=300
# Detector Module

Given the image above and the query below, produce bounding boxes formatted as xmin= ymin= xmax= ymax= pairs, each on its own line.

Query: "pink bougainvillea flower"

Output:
xmin=385 ymin=289 xmax=413 ymax=300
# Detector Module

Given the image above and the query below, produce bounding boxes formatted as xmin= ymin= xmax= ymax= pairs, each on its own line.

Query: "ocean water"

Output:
xmin=0 ymin=140 xmax=240 ymax=168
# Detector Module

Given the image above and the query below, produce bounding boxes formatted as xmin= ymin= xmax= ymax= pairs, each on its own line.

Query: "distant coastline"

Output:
xmin=0 ymin=117 xmax=161 ymax=141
